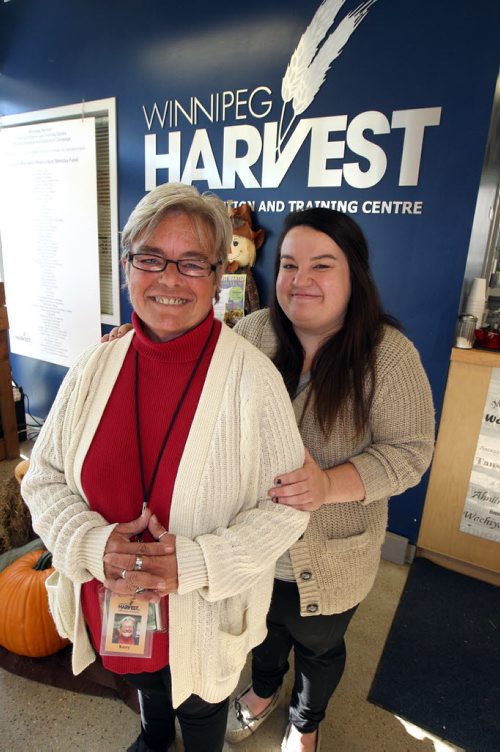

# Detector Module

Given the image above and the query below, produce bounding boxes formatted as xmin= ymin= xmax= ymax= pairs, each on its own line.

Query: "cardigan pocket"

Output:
xmin=216 ymin=628 xmax=249 ymax=680
xmin=324 ymin=529 xmax=370 ymax=552
xmin=216 ymin=608 xmax=250 ymax=680
xmin=46 ymin=569 xmax=76 ymax=640
xmin=319 ymin=528 xmax=381 ymax=608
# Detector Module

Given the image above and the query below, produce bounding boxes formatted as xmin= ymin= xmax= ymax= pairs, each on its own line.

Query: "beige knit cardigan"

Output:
xmin=22 ymin=324 xmax=309 ymax=708
xmin=235 ymin=309 xmax=435 ymax=615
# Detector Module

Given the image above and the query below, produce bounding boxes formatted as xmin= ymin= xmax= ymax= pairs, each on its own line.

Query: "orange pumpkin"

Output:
xmin=0 ymin=549 xmax=69 ymax=657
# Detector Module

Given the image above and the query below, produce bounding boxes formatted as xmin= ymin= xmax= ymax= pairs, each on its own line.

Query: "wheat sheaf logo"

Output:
xmin=278 ymin=0 xmax=377 ymax=155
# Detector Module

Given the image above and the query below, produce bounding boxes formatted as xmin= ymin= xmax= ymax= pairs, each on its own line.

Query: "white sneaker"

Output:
xmin=225 ymin=683 xmax=284 ymax=743
xmin=281 ymin=722 xmax=321 ymax=752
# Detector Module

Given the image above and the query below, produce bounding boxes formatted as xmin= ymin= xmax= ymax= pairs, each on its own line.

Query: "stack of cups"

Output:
xmin=464 ymin=277 xmax=487 ymax=327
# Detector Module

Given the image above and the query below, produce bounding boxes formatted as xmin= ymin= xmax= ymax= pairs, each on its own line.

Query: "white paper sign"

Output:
xmin=460 ymin=367 xmax=500 ymax=542
xmin=0 ymin=118 xmax=101 ymax=367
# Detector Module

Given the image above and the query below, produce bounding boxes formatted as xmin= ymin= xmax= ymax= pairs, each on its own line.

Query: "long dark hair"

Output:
xmin=270 ymin=208 xmax=400 ymax=437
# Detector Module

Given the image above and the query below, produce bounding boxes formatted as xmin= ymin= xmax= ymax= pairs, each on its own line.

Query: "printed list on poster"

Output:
xmin=0 ymin=118 xmax=102 ymax=368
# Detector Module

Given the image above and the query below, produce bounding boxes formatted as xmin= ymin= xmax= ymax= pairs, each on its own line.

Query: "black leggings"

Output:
xmin=252 ymin=578 xmax=357 ymax=733
xmin=124 ymin=665 xmax=229 ymax=752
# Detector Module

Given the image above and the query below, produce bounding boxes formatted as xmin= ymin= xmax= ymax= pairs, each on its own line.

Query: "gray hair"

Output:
xmin=121 ymin=183 xmax=231 ymax=278
xmin=119 ymin=616 xmax=136 ymax=627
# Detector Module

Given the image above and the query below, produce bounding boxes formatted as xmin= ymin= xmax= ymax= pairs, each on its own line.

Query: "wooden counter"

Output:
xmin=417 ymin=347 xmax=500 ymax=585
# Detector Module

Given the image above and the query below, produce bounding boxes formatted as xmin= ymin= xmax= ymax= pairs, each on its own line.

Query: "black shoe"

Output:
xmin=126 ymin=737 xmax=150 ymax=752
xmin=126 ymin=734 xmax=175 ymax=752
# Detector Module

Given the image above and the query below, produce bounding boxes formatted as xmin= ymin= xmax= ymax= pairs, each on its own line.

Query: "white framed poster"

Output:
xmin=460 ymin=367 xmax=500 ymax=542
xmin=0 ymin=117 xmax=101 ymax=367
xmin=0 ymin=97 xmax=120 ymax=328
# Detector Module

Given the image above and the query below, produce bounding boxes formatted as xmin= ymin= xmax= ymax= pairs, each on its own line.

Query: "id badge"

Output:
xmin=100 ymin=590 xmax=152 ymax=658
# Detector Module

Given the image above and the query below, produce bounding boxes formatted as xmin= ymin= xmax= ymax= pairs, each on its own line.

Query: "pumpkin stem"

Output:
xmin=34 ymin=550 xmax=53 ymax=570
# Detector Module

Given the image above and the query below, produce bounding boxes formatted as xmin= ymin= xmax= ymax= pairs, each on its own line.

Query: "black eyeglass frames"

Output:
xmin=127 ymin=252 xmax=220 ymax=277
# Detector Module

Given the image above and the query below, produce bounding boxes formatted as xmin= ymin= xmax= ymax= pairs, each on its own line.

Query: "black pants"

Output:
xmin=124 ymin=665 xmax=229 ymax=752
xmin=252 ymin=579 xmax=357 ymax=734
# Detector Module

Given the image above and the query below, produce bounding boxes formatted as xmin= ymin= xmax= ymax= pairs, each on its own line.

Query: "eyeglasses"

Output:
xmin=127 ymin=252 xmax=220 ymax=278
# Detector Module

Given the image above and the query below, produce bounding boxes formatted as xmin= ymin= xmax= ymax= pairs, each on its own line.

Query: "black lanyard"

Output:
xmin=134 ymin=320 xmax=215 ymax=512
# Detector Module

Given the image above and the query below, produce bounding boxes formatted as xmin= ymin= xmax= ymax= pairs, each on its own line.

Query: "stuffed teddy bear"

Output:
xmin=224 ymin=203 xmax=265 ymax=326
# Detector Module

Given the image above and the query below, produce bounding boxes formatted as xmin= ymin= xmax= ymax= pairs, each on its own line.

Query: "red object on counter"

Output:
xmin=474 ymin=328 xmax=500 ymax=349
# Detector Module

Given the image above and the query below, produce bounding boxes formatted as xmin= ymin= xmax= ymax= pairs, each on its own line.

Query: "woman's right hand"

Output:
xmin=101 ymin=323 xmax=133 ymax=343
xmin=103 ymin=509 xmax=177 ymax=601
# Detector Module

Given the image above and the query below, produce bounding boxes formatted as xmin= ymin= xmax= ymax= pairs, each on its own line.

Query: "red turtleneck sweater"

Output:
xmin=81 ymin=311 xmax=220 ymax=674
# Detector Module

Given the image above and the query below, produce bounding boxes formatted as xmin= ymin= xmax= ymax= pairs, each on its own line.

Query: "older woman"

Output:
xmin=116 ymin=617 xmax=139 ymax=646
xmin=22 ymin=183 xmax=308 ymax=752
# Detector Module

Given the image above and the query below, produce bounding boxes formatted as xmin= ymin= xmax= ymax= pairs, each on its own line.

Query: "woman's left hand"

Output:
xmin=103 ymin=512 xmax=179 ymax=601
xmin=268 ymin=448 xmax=332 ymax=512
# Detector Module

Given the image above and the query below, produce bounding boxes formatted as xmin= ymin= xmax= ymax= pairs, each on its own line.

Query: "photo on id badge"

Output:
xmin=101 ymin=592 xmax=150 ymax=656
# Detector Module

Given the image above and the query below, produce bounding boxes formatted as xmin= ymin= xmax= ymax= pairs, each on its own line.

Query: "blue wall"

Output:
xmin=2 ymin=0 xmax=499 ymax=541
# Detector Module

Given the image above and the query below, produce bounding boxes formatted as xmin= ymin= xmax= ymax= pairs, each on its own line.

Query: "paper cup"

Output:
xmin=464 ymin=304 xmax=485 ymax=325
xmin=465 ymin=301 xmax=485 ymax=314
xmin=468 ymin=277 xmax=487 ymax=300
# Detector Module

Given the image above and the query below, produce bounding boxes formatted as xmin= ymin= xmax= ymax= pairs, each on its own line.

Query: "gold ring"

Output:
xmin=158 ymin=531 xmax=168 ymax=540
xmin=120 ymin=569 xmax=127 ymax=579
xmin=135 ymin=587 xmax=145 ymax=594
xmin=134 ymin=556 xmax=143 ymax=571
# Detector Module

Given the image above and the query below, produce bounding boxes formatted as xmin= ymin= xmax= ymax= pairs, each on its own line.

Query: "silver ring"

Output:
xmin=135 ymin=587 xmax=145 ymax=594
xmin=120 ymin=568 xmax=127 ymax=579
xmin=134 ymin=556 xmax=143 ymax=571
xmin=158 ymin=531 xmax=168 ymax=540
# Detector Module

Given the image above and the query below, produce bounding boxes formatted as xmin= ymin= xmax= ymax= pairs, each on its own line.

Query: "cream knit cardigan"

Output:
xmin=235 ymin=310 xmax=435 ymax=615
xmin=22 ymin=325 xmax=309 ymax=708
